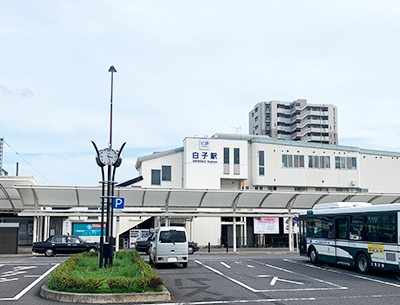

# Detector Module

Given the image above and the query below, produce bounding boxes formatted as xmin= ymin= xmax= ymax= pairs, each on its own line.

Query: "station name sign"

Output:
xmin=192 ymin=139 xmax=218 ymax=163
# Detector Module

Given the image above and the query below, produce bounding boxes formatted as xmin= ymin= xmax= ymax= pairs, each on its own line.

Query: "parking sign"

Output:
xmin=113 ymin=197 xmax=125 ymax=209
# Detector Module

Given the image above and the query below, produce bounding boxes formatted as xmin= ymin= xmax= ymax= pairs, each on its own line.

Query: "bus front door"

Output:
xmin=299 ymin=219 xmax=307 ymax=255
xmin=335 ymin=218 xmax=350 ymax=265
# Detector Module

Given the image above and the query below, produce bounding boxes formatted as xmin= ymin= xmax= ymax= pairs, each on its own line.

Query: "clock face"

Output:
xmin=99 ymin=148 xmax=118 ymax=165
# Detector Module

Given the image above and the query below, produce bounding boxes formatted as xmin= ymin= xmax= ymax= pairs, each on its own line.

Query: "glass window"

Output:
xmin=337 ymin=219 xmax=349 ymax=239
xmin=151 ymin=169 xmax=161 ymax=185
xmin=288 ymin=155 xmax=293 ymax=167
xmin=282 ymin=155 xmax=288 ymax=167
xmin=234 ymin=148 xmax=240 ymax=164
xmin=259 ymin=167 xmax=265 ymax=175
xmin=335 ymin=156 xmax=340 ymax=169
xmin=53 ymin=236 xmax=67 ymax=243
xmin=259 ymin=151 xmax=264 ymax=166
xmin=294 ymin=155 xmax=304 ymax=167
xmin=224 ymin=148 xmax=229 ymax=164
xmin=306 ymin=217 xmax=334 ymax=238
xmin=69 ymin=237 xmax=81 ymax=243
xmin=324 ymin=156 xmax=331 ymax=168
xmin=159 ymin=230 xmax=186 ymax=243
xmin=162 ymin=165 xmax=171 ymax=181
xmin=364 ymin=213 xmax=396 ymax=243
xmin=351 ymin=157 xmax=357 ymax=169
xmin=350 ymin=224 xmax=363 ymax=240
xmin=340 ymin=157 xmax=346 ymax=169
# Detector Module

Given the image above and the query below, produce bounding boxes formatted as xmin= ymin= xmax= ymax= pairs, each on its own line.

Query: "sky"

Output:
xmin=1 ymin=0 xmax=400 ymax=186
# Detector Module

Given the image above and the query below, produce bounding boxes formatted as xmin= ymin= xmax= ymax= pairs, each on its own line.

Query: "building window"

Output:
xmin=295 ymin=187 xmax=308 ymax=191
xmin=316 ymin=187 xmax=329 ymax=192
xmin=335 ymin=156 xmax=357 ymax=169
xmin=224 ymin=147 xmax=229 ymax=175
xmin=259 ymin=150 xmax=265 ymax=176
xmin=336 ymin=188 xmax=349 ymax=192
xmin=308 ymin=156 xmax=330 ymax=169
xmin=282 ymin=154 xmax=304 ymax=168
xmin=268 ymin=186 xmax=277 ymax=191
xmin=234 ymin=148 xmax=240 ymax=175
xmin=151 ymin=169 xmax=161 ymax=185
xmin=234 ymin=148 xmax=240 ymax=164
xmin=162 ymin=165 xmax=171 ymax=181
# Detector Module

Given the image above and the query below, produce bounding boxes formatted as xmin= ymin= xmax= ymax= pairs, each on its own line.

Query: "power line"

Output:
xmin=3 ymin=140 xmax=53 ymax=185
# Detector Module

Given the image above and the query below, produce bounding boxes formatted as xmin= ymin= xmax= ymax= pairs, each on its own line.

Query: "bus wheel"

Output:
xmin=309 ymin=247 xmax=318 ymax=264
xmin=356 ymin=253 xmax=370 ymax=274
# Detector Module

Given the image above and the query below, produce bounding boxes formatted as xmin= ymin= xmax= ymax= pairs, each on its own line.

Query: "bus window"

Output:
xmin=336 ymin=218 xmax=348 ymax=239
xmin=350 ymin=215 xmax=363 ymax=240
xmin=365 ymin=213 xmax=396 ymax=243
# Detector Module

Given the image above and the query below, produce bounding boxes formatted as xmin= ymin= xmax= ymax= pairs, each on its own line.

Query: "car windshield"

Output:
xmin=159 ymin=230 xmax=186 ymax=243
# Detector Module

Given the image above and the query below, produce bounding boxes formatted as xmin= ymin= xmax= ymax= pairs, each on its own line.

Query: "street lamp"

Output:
xmin=92 ymin=65 xmax=126 ymax=268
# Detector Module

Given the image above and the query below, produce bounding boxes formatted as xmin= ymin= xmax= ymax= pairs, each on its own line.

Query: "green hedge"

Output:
xmin=48 ymin=251 xmax=163 ymax=293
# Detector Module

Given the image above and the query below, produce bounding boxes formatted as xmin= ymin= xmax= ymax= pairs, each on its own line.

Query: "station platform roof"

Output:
xmin=2 ymin=177 xmax=400 ymax=217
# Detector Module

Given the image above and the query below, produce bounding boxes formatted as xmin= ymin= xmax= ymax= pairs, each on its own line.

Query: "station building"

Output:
xmin=130 ymin=133 xmax=400 ymax=247
xmin=2 ymin=133 xmax=400 ymax=251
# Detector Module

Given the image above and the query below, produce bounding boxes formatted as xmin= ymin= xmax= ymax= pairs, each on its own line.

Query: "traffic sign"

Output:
xmin=113 ymin=197 xmax=125 ymax=209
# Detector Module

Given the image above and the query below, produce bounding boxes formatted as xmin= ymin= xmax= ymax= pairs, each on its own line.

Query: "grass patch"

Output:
xmin=69 ymin=255 xmax=142 ymax=280
xmin=48 ymin=251 xmax=163 ymax=294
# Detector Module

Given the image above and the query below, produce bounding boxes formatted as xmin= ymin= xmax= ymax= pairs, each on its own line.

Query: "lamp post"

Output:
xmin=92 ymin=65 xmax=126 ymax=268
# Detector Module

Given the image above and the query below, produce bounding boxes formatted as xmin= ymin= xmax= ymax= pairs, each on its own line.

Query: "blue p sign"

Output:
xmin=113 ymin=197 xmax=125 ymax=209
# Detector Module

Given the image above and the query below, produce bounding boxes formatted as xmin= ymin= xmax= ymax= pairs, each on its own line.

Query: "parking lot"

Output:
xmin=1 ymin=250 xmax=400 ymax=304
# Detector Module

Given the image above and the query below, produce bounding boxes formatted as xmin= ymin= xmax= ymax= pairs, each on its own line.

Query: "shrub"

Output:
xmin=48 ymin=251 xmax=163 ymax=293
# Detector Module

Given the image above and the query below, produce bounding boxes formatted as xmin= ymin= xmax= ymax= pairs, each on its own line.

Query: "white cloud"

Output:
xmin=2 ymin=0 xmax=400 ymax=185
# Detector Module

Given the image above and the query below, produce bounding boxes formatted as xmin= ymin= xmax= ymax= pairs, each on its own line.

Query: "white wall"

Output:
xmin=191 ymin=217 xmax=221 ymax=246
xmin=359 ymin=154 xmax=400 ymax=193
xmin=252 ymin=142 xmax=360 ymax=189
xmin=183 ymin=138 xmax=248 ymax=189
xmin=136 ymin=151 xmax=183 ymax=188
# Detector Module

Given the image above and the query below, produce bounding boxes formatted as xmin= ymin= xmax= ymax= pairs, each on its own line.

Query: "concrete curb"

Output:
xmin=40 ymin=283 xmax=171 ymax=303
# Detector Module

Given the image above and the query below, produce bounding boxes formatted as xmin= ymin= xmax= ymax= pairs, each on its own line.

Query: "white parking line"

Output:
xmin=284 ymin=259 xmax=400 ymax=289
xmin=220 ymin=262 xmax=231 ymax=269
xmin=0 ymin=263 xmax=59 ymax=301
xmin=195 ymin=260 xmax=347 ymax=293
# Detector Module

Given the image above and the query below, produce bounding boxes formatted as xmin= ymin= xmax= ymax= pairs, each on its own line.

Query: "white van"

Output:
xmin=149 ymin=226 xmax=188 ymax=268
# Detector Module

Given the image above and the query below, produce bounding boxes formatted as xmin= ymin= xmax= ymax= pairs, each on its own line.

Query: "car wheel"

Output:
xmin=45 ymin=248 xmax=54 ymax=257
xmin=182 ymin=262 xmax=188 ymax=268
xmin=88 ymin=247 xmax=97 ymax=253
xmin=188 ymin=246 xmax=194 ymax=255
xmin=356 ymin=253 xmax=370 ymax=274
xmin=309 ymin=247 xmax=318 ymax=264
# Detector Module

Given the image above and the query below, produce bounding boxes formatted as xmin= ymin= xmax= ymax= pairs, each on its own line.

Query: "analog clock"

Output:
xmin=99 ymin=148 xmax=118 ymax=165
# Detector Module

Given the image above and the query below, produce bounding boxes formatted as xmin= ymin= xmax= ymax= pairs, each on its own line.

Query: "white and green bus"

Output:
xmin=299 ymin=202 xmax=400 ymax=274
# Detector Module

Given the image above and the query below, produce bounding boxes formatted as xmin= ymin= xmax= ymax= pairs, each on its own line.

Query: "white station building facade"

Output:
xmin=2 ymin=133 xmax=400 ymax=251
xmin=130 ymin=133 xmax=400 ymax=247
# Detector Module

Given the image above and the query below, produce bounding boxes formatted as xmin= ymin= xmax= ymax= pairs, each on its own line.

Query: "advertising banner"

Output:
xmin=254 ymin=217 xmax=279 ymax=234
xmin=73 ymin=223 xmax=106 ymax=243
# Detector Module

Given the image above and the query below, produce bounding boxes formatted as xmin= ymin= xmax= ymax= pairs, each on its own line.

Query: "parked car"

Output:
xmin=135 ymin=236 xmax=199 ymax=255
xmin=149 ymin=226 xmax=189 ymax=268
xmin=32 ymin=235 xmax=99 ymax=257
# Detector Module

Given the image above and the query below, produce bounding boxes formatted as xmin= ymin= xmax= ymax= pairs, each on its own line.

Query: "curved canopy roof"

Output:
xmin=2 ymin=177 xmax=400 ymax=217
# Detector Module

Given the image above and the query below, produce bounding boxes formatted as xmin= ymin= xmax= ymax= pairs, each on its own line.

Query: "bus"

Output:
xmin=299 ymin=202 xmax=400 ymax=274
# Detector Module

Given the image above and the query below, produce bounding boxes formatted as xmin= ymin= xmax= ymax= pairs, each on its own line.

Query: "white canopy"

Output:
xmin=2 ymin=177 xmax=399 ymax=217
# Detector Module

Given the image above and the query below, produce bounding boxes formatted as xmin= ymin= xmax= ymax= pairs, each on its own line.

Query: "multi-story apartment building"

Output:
xmin=249 ymin=99 xmax=338 ymax=145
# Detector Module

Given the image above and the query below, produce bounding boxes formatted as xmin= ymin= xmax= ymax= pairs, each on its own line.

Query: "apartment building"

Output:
xmin=249 ymin=99 xmax=338 ymax=144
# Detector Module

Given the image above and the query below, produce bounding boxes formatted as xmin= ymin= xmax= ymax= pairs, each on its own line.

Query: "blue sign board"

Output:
xmin=113 ymin=197 xmax=125 ymax=209
xmin=73 ymin=223 xmax=106 ymax=236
